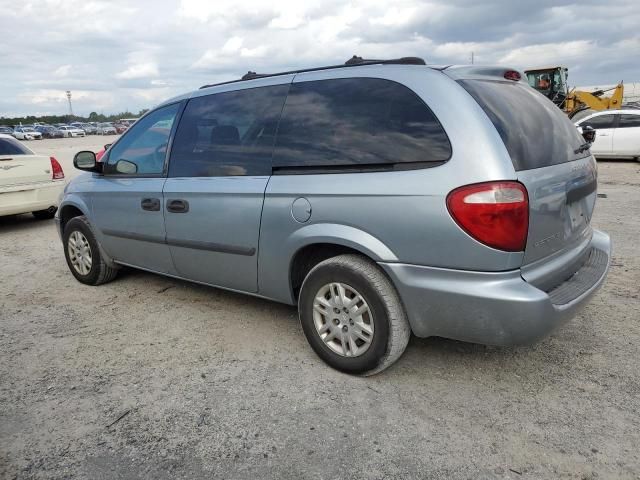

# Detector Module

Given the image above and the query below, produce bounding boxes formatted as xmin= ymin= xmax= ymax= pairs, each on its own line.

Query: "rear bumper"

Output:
xmin=0 ymin=182 xmax=64 ymax=216
xmin=379 ymin=229 xmax=611 ymax=345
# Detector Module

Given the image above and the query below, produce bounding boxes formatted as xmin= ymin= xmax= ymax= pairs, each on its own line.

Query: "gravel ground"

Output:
xmin=1 ymin=140 xmax=639 ymax=479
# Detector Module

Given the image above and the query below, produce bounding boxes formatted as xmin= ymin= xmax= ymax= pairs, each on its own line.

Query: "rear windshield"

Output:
xmin=458 ymin=79 xmax=588 ymax=171
xmin=0 ymin=137 xmax=33 ymax=155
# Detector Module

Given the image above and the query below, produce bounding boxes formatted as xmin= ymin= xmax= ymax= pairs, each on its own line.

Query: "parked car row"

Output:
xmin=0 ymin=120 xmax=136 ymax=140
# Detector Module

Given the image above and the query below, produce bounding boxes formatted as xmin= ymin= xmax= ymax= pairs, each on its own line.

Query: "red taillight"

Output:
xmin=504 ymin=70 xmax=521 ymax=81
xmin=446 ymin=181 xmax=529 ymax=252
xmin=50 ymin=156 xmax=64 ymax=180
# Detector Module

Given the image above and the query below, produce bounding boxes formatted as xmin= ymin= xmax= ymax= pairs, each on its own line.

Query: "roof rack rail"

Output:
xmin=241 ymin=71 xmax=267 ymax=81
xmin=199 ymin=55 xmax=427 ymax=89
xmin=344 ymin=55 xmax=426 ymax=66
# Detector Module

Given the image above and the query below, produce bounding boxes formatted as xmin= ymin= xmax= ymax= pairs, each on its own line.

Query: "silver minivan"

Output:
xmin=57 ymin=57 xmax=611 ymax=375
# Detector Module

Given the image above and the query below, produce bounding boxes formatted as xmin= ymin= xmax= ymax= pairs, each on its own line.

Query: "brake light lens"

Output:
xmin=504 ymin=70 xmax=521 ymax=81
xmin=50 ymin=156 xmax=65 ymax=180
xmin=447 ymin=181 xmax=529 ymax=252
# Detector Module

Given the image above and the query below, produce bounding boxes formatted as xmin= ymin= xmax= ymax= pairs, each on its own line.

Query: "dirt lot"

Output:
xmin=1 ymin=138 xmax=639 ymax=479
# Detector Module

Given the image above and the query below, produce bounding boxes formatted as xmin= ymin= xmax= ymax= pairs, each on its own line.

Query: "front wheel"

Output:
xmin=63 ymin=216 xmax=118 ymax=285
xmin=298 ymin=254 xmax=410 ymax=376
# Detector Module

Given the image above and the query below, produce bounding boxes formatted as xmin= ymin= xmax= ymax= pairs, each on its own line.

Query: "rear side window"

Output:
xmin=458 ymin=79 xmax=587 ymax=171
xmin=0 ymin=136 xmax=33 ymax=155
xmin=169 ymin=84 xmax=289 ymax=177
xmin=272 ymin=78 xmax=451 ymax=172
xmin=618 ymin=114 xmax=640 ymax=128
xmin=580 ymin=114 xmax=616 ymax=129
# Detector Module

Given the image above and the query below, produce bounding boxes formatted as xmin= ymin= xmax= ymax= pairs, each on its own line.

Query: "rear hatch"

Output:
xmin=0 ymin=137 xmax=52 ymax=188
xmin=456 ymin=77 xmax=596 ymax=266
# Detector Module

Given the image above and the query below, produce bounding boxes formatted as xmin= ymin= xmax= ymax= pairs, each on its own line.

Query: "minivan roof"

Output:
xmin=155 ymin=59 xmax=524 ymax=110
xmin=198 ymin=56 xmax=427 ymax=90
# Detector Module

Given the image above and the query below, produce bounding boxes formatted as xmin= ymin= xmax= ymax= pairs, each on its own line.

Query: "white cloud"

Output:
xmin=115 ymin=62 xmax=160 ymax=80
xmin=222 ymin=36 xmax=244 ymax=53
xmin=370 ymin=6 xmax=416 ymax=27
xmin=53 ymin=65 xmax=71 ymax=77
xmin=499 ymin=40 xmax=594 ymax=68
xmin=192 ymin=37 xmax=269 ymax=69
xmin=268 ymin=9 xmax=306 ymax=29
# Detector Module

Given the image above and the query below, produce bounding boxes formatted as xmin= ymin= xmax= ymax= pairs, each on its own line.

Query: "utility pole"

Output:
xmin=471 ymin=52 xmax=474 ymax=65
xmin=66 ymin=91 xmax=73 ymax=119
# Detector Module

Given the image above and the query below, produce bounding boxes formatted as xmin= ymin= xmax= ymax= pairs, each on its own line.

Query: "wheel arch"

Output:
xmin=58 ymin=198 xmax=89 ymax=235
xmin=285 ymin=224 xmax=398 ymax=302
xmin=59 ymin=199 xmax=118 ymax=269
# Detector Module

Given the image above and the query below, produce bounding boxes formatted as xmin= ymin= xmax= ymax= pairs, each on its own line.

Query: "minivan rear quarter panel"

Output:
xmin=258 ymin=66 xmax=524 ymax=304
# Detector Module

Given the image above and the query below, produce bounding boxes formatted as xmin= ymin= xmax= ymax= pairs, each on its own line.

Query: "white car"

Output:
xmin=575 ymin=109 xmax=640 ymax=160
xmin=58 ymin=125 xmax=86 ymax=138
xmin=0 ymin=134 xmax=65 ymax=218
xmin=12 ymin=126 xmax=43 ymax=140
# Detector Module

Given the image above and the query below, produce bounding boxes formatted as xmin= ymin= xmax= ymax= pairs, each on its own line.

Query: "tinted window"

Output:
xmin=272 ymin=78 xmax=451 ymax=171
xmin=105 ymin=103 xmax=180 ymax=175
xmin=0 ymin=137 xmax=33 ymax=155
xmin=169 ymin=84 xmax=289 ymax=177
xmin=581 ymin=114 xmax=616 ymax=130
xmin=459 ymin=80 xmax=587 ymax=171
xmin=618 ymin=114 xmax=640 ymax=128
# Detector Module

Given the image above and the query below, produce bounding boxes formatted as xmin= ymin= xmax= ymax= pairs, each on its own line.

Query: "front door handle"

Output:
xmin=141 ymin=198 xmax=160 ymax=211
xmin=166 ymin=199 xmax=189 ymax=213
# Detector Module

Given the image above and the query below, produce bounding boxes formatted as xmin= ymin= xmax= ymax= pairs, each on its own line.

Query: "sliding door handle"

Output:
xmin=141 ymin=198 xmax=160 ymax=211
xmin=166 ymin=199 xmax=189 ymax=213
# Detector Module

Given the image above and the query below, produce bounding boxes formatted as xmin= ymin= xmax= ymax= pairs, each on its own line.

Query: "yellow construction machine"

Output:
xmin=524 ymin=66 xmax=624 ymax=120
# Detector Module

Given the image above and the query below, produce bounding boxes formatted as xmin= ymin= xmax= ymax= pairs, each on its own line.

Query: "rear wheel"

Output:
xmin=63 ymin=216 xmax=118 ymax=285
xmin=298 ymin=254 xmax=410 ymax=375
xmin=32 ymin=207 xmax=57 ymax=220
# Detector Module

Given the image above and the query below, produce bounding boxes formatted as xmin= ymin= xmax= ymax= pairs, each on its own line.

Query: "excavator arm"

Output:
xmin=566 ymin=83 xmax=624 ymax=117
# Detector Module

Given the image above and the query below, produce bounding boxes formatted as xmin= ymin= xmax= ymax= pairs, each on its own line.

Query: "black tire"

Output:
xmin=32 ymin=207 xmax=57 ymax=220
xmin=298 ymin=254 xmax=410 ymax=376
xmin=63 ymin=216 xmax=118 ymax=285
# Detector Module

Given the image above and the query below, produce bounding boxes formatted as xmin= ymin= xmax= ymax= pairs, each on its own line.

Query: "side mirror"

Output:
xmin=73 ymin=151 xmax=102 ymax=172
xmin=581 ymin=125 xmax=596 ymax=145
xmin=115 ymin=159 xmax=137 ymax=174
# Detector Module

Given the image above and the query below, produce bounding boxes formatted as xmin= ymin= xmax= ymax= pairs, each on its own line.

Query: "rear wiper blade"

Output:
xmin=574 ymin=143 xmax=591 ymax=154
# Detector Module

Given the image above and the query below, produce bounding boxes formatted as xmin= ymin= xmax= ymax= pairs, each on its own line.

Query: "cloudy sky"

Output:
xmin=1 ymin=0 xmax=638 ymax=117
